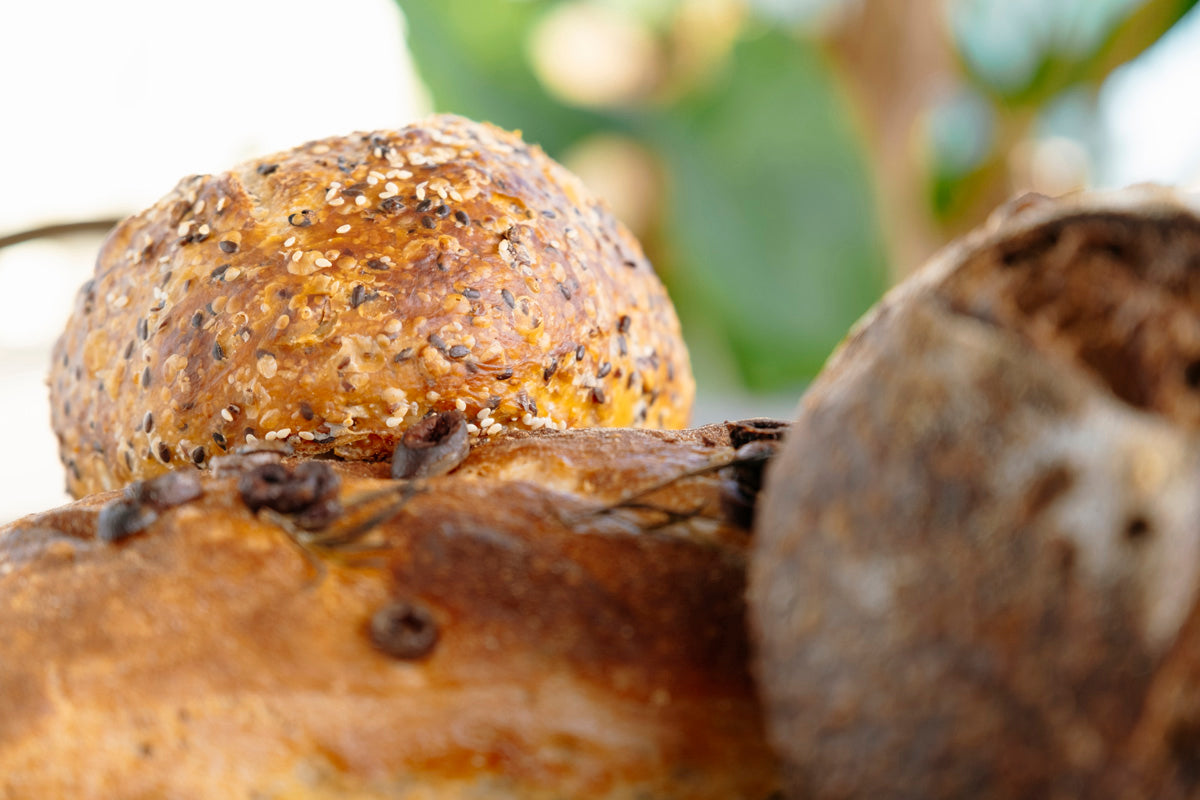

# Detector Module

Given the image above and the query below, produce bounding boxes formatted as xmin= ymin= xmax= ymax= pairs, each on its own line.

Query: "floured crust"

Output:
xmin=0 ymin=424 xmax=777 ymax=798
xmin=50 ymin=114 xmax=694 ymax=497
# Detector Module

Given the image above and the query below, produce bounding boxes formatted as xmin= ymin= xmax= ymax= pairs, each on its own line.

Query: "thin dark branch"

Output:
xmin=0 ymin=219 xmax=121 ymax=250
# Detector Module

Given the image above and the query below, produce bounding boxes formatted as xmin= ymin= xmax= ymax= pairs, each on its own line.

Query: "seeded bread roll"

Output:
xmin=50 ymin=114 xmax=694 ymax=498
xmin=750 ymin=187 xmax=1200 ymax=799
xmin=0 ymin=423 xmax=779 ymax=799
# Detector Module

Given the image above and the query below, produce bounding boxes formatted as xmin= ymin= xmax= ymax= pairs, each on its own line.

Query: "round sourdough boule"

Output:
xmin=50 ymin=114 xmax=694 ymax=498
xmin=750 ymin=187 xmax=1200 ymax=799
xmin=0 ymin=423 xmax=780 ymax=798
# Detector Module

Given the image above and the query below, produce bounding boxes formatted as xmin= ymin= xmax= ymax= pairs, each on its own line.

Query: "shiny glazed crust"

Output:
xmin=0 ymin=424 xmax=777 ymax=798
xmin=50 ymin=114 xmax=694 ymax=497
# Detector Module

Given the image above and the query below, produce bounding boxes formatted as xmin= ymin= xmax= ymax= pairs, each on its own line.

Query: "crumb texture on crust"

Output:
xmin=51 ymin=114 xmax=694 ymax=497
xmin=0 ymin=426 xmax=775 ymax=798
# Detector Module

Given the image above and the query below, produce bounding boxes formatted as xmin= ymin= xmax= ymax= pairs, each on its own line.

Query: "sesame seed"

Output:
xmin=328 ymin=197 xmax=345 ymax=206
xmin=466 ymin=423 xmax=479 ymax=434
xmin=367 ymin=176 xmax=380 ymax=186
xmin=221 ymin=408 xmax=234 ymax=422
xmin=355 ymin=195 xmax=368 ymax=206
xmin=275 ymin=315 xmax=290 ymax=330
xmin=245 ymin=433 xmax=258 ymax=445
xmin=486 ymin=423 xmax=502 ymax=436
xmin=311 ymin=144 xmax=331 ymax=154
xmin=426 ymin=390 xmax=440 ymax=402
xmin=454 ymin=398 xmax=467 ymax=412
xmin=315 ymin=257 xmax=333 ymax=268
xmin=194 ymin=199 xmax=206 ymax=214
xmin=385 ymin=181 xmax=399 ymax=194
xmin=223 ymin=267 xmax=242 ymax=281
xmin=284 ymin=236 xmax=296 ymax=247
xmin=276 ymin=427 xmax=292 ymax=439
xmin=415 ymin=181 xmax=428 ymax=200
xmin=197 ymin=224 xmax=211 ymax=236
xmin=385 ymin=416 xmax=405 ymax=428
xmin=216 ymin=197 xmax=229 ymax=212
xmin=177 ymin=221 xmax=192 ymax=237
xmin=336 ymin=224 xmax=352 ymax=234
xmin=298 ymin=430 xmax=315 ymax=440
xmin=480 ymin=417 xmax=495 ymax=429
xmin=292 ymin=250 xmax=303 ymax=262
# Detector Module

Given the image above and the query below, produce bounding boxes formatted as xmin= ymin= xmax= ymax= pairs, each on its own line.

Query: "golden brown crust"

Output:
xmin=50 ymin=114 xmax=694 ymax=497
xmin=0 ymin=425 xmax=777 ymax=798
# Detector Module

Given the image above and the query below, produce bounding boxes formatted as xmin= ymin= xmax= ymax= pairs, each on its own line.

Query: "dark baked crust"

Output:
xmin=50 ymin=114 xmax=694 ymax=497
xmin=0 ymin=424 xmax=776 ymax=798
xmin=749 ymin=187 xmax=1200 ymax=799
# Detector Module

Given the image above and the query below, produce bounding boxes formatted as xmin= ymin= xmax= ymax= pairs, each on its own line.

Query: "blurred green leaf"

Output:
xmin=645 ymin=31 xmax=888 ymax=388
xmin=396 ymin=0 xmax=608 ymax=154
xmin=953 ymin=0 xmax=1199 ymax=106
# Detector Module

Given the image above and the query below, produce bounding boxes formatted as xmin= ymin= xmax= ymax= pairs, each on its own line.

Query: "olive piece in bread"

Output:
xmin=750 ymin=187 xmax=1200 ymax=799
xmin=0 ymin=423 xmax=778 ymax=798
xmin=50 ymin=114 xmax=694 ymax=498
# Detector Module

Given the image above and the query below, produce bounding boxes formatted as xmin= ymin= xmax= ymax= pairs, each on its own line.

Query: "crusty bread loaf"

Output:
xmin=50 ymin=114 xmax=694 ymax=498
xmin=750 ymin=187 xmax=1200 ymax=799
xmin=0 ymin=423 xmax=779 ymax=798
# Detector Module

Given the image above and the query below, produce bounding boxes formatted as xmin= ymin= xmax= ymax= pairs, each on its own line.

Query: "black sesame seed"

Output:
xmin=575 ymin=345 xmax=585 ymax=361
xmin=367 ymin=258 xmax=388 ymax=270
xmin=379 ymin=197 xmax=405 ymax=215
xmin=212 ymin=342 xmax=225 ymax=361
xmin=137 ymin=317 xmax=149 ymax=341
xmin=143 ymin=412 xmax=154 ymax=433
xmin=210 ymin=264 xmax=230 ymax=280
xmin=623 ymin=259 xmax=638 ymax=269
xmin=448 ymin=345 xmax=470 ymax=359
xmin=428 ymin=333 xmax=447 ymax=352
xmin=497 ymin=367 xmax=514 ymax=380
xmin=212 ymin=431 xmax=227 ymax=449
xmin=191 ymin=446 xmax=206 ymax=465
xmin=617 ymin=315 xmax=631 ymax=333
xmin=434 ymin=204 xmax=449 ymax=218
xmin=257 ymin=163 xmax=279 ymax=176
xmin=190 ymin=311 xmax=203 ymax=328
xmin=415 ymin=198 xmax=433 ymax=213
xmin=158 ymin=442 xmax=172 ymax=463
xmin=97 ymin=499 xmax=158 ymax=543
xmin=299 ymin=402 xmax=314 ymax=421
xmin=124 ymin=341 xmax=134 ymax=360
xmin=288 ymin=210 xmax=315 ymax=227
xmin=421 ymin=215 xmax=436 ymax=229
xmin=141 ymin=366 xmax=151 ymax=388
xmin=454 ymin=210 xmax=470 ymax=225
xmin=618 ymin=336 xmax=628 ymax=356
xmin=124 ymin=450 xmax=134 ymax=471
xmin=542 ymin=209 xmax=557 ymax=218
xmin=543 ymin=360 xmax=558 ymax=381
xmin=462 ymin=288 xmax=481 ymax=300
xmin=597 ymin=362 xmax=612 ymax=379
xmin=393 ymin=347 xmax=414 ymax=362
xmin=591 ymin=387 xmax=607 ymax=404
xmin=351 ymin=284 xmax=366 ymax=308
xmin=558 ymin=283 xmax=571 ymax=300
xmin=218 ymin=240 xmax=238 ymax=254
xmin=501 ymin=288 xmax=515 ymax=308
